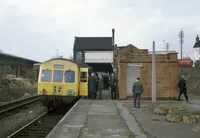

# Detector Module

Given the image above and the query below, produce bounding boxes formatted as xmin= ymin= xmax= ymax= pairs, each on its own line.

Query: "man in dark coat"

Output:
xmin=132 ymin=77 xmax=144 ymax=108
xmin=110 ymin=73 xmax=117 ymax=99
xmin=95 ymin=73 xmax=99 ymax=99
xmin=178 ymin=75 xmax=188 ymax=101
xmin=88 ymin=73 xmax=97 ymax=99
xmin=98 ymin=74 xmax=104 ymax=99
xmin=88 ymin=73 xmax=91 ymax=99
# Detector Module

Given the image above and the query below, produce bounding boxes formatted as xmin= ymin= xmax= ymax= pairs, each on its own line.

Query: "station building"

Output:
xmin=116 ymin=45 xmax=179 ymax=99
xmin=0 ymin=51 xmax=40 ymax=78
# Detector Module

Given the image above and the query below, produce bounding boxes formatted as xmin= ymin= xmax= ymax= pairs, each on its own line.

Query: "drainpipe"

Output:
xmin=112 ymin=28 xmax=119 ymax=99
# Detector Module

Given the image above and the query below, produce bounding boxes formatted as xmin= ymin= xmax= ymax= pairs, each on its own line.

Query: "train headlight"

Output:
xmin=40 ymin=89 xmax=46 ymax=95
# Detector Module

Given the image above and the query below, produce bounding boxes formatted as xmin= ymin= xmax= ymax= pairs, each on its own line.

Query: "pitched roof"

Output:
xmin=194 ymin=41 xmax=200 ymax=48
xmin=73 ymin=37 xmax=113 ymax=50
xmin=0 ymin=52 xmax=40 ymax=63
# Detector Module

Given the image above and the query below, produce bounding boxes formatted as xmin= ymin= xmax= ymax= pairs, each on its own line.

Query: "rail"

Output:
xmin=7 ymin=111 xmax=48 ymax=138
xmin=0 ymin=96 xmax=39 ymax=115
xmin=7 ymin=98 xmax=80 ymax=138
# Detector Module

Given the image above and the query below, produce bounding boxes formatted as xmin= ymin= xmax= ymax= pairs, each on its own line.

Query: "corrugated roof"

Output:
xmin=0 ymin=52 xmax=40 ymax=63
xmin=73 ymin=37 xmax=113 ymax=50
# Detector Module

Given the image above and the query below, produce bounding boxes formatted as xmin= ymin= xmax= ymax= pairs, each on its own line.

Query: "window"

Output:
xmin=41 ymin=70 xmax=52 ymax=82
xmin=76 ymin=51 xmax=83 ymax=61
xmin=80 ymin=72 xmax=87 ymax=82
xmin=53 ymin=70 xmax=63 ymax=82
xmin=65 ymin=71 xmax=75 ymax=83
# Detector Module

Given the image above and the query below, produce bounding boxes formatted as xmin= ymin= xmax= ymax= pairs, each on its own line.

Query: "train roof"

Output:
xmin=42 ymin=58 xmax=75 ymax=64
xmin=42 ymin=58 xmax=92 ymax=68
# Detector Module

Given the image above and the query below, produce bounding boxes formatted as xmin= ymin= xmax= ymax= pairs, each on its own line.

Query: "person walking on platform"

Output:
xmin=132 ymin=77 xmax=144 ymax=108
xmin=110 ymin=73 xmax=117 ymax=99
xmin=178 ymin=75 xmax=189 ymax=101
xmin=98 ymin=74 xmax=104 ymax=100
xmin=88 ymin=73 xmax=97 ymax=99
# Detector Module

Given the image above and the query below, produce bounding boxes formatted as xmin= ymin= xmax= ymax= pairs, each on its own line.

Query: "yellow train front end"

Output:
xmin=37 ymin=58 xmax=87 ymax=109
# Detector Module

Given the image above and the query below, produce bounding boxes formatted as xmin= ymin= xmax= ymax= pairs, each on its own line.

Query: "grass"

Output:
xmin=170 ymin=109 xmax=200 ymax=116
xmin=0 ymin=78 xmax=37 ymax=102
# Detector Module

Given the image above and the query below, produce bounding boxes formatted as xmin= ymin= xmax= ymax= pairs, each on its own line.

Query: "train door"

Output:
xmin=79 ymin=68 xmax=88 ymax=96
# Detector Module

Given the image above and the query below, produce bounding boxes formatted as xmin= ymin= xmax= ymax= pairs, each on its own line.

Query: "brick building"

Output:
xmin=116 ymin=45 xmax=179 ymax=99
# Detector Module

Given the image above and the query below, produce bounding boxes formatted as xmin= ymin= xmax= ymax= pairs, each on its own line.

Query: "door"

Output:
xmin=79 ymin=68 xmax=88 ymax=96
xmin=126 ymin=65 xmax=140 ymax=97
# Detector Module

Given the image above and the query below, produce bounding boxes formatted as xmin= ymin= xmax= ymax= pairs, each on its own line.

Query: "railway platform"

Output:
xmin=46 ymin=90 xmax=147 ymax=138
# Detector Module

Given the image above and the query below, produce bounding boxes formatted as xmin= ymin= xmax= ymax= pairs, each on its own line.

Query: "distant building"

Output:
xmin=178 ymin=57 xmax=193 ymax=67
xmin=193 ymin=35 xmax=200 ymax=62
xmin=0 ymin=52 xmax=40 ymax=77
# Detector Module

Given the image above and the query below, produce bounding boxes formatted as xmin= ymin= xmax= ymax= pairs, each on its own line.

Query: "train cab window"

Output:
xmin=65 ymin=71 xmax=75 ymax=83
xmin=80 ymin=72 xmax=87 ymax=82
xmin=41 ymin=70 xmax=52 ymax=82
xmin=53 ymin=70 xmax=63 ymax=82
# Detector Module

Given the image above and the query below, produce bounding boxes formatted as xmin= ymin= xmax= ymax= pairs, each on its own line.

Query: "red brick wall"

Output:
xmin=117 ymin=45 xmax=178 ymax=99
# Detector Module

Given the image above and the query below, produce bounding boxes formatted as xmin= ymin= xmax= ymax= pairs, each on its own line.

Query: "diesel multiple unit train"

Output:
xmin=37 ymin=58 xmax=89 ymax=109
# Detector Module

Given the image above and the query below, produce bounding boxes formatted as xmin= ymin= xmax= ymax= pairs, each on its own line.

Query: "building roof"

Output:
xmin=194 ymin=41 xmax=200 ymax=48
xmin=0 ymin=52 xmax=40 ymax=63
xmin=73 ymin=37 xmax=113 ymax=50
xmin=148 ymin=51 xmax=177 ymax=54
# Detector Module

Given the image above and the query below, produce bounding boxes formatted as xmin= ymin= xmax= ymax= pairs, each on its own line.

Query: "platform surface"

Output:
xmin=46 ymin=90 xmax=146 ymax=138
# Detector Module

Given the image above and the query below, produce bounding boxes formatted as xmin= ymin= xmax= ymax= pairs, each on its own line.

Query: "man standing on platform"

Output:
xmin=88 ymin=73 xmax=97 ymax=99
xmin=132 ymin=77 xmax=144 ymax=108
xmin=98 ymin=74 xmax=104 ymax=99
xmin=110 ymin=73 xmax=116 ymax=99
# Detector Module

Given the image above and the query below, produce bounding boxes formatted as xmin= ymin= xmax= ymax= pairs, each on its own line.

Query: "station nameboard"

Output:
xmin=54 ymin=64 xmax=64 ymax=69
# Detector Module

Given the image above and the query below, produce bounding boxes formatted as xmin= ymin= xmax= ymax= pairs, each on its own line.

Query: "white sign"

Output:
xmin=85 ymin=51 xmax=113 ymax=63
xmin=127 ymin=63 xmax=142 ymax=67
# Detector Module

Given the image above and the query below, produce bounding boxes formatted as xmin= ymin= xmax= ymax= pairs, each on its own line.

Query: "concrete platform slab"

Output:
xmin=46 ymin=98 xmax=140 ymax=138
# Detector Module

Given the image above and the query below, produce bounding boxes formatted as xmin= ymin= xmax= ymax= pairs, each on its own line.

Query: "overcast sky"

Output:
xmin=0 ymin=0 xmax=199 ymax=62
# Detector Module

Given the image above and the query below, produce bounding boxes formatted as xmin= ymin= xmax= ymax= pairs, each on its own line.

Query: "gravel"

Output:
xmin=0 ymin=102 xmax=47 ymax=138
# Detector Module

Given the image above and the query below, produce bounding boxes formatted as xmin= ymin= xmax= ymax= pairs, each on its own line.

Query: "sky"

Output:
xmin=0 ymin=0 xmax=200 ymax=62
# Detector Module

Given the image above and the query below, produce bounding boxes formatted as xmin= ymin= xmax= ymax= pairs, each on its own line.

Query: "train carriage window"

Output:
xmin=41 ymin=70 xmax=52 ymax=82
xmin=65 ymin=71 xmax=75 ymax=83
xmin=53 ymin=70 xmax=63 ymax=82
xmin=80 ymin=72 xmax=87 ymax=82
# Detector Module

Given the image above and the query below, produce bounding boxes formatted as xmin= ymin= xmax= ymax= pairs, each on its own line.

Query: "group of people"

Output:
xmin=132 ymin=75 xmax=189 ymax=108
xmin=86 ymin=70 xmax=189 ymax=107
xmin=88 ymin=73 xmax=104 ymax=99
xmin=88 ymin=72 xmax=117 ymax=100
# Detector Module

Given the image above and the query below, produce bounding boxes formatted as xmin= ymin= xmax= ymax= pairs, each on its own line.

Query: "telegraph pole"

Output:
xmin=179 ymin=29 xmax=184 ymax=59
xmin=179 ymin=29 xmax=184 ymax=74
xmin=152 ymin=41 xmax=156 ymax=104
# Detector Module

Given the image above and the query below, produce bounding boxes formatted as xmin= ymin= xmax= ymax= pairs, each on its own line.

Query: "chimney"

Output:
xmin=112 ymin=28 xmax=115 ymax=47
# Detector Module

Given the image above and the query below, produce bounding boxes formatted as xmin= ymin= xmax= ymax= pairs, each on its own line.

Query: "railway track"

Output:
xmin=0 ymin=96 xmax=39 ymax=118
xmin=7 ymin=98 xmax=80 ymax=138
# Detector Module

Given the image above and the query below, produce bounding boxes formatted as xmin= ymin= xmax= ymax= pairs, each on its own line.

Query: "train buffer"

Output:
xmin=46 ymin=94 xmax=147 ymax=137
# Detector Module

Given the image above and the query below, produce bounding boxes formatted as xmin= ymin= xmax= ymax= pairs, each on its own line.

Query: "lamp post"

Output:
xmin=55 ymin=49 xmax=59 ymax=58
xmin=152 ymin=41 xmax=156 ymax=104
xmin=162 ymin=40 xmax=165 ymax=51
